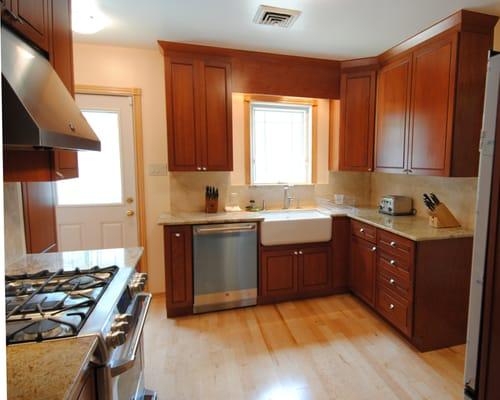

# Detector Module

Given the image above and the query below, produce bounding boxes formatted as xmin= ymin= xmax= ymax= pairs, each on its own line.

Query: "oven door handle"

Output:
xmin=109 ymin=293 xmax=152 ymax=377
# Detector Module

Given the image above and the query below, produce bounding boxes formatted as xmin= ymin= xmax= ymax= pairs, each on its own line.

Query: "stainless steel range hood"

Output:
xmin=1 ymin=27 xmax=100 ymax=151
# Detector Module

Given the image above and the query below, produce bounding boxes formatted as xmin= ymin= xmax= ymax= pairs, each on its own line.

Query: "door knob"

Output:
xmin=126 ymin=210 xmax=135 ymax=217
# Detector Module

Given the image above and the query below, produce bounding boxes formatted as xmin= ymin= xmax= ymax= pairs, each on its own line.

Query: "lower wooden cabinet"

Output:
xmin=163 ymin=225 xmax=193 ymax=317
xmin=75 ymin=368 xmax=97 ymax=400
xmin=349 ymin=235 xmax=376 ymax=306
xmin=260 ymin=243 xmax=332 ymax=304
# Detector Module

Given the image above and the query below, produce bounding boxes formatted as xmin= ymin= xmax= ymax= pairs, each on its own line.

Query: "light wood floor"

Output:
xmin=143 ymin=294 xmax=465 ymax=400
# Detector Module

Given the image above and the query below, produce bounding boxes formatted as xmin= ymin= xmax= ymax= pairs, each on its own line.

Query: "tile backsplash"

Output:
xmin=4 ymin=183 xmax=26 ymax=264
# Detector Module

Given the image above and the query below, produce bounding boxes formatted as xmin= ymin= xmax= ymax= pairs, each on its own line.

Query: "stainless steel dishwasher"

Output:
xmin=193 ymin=223 xmax=258 ymax=313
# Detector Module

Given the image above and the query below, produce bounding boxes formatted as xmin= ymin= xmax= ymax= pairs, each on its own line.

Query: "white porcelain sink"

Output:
xmin=260 ymin=209 xmax=332 ymax=246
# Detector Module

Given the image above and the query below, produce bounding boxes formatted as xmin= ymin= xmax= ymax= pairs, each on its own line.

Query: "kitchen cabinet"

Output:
xmin=348 ymin=219 xmax=473 ymax=350
xmin=260 ymin=243 xmax=332 ymax=303
xmin=1 ymin=0 xmax=51 ymax=52
xmin=375 ymin=14 xmax=496 ymax=176
xmin=164 ymin=53 xmax=233 ymax=172
xmin=21 ymin=181 xmax=58 ymax=253
xmin=338 ymin=70 xmax=376 ymax=171
xmin=331 ymin=216 xmax=350 ymax=292
xmin=163 ymin=225 xmax=193 ymax=317
xmin=374 ymin=54 xmax=412 ymax=173
xmin=75 ymin=368 xmax=97 ymax=400
xmin=349 ymin=235 xmax=376 ymax=306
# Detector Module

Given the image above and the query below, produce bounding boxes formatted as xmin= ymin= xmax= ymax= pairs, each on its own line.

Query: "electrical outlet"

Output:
xmin=148 ymin=164 xmax=168 ymax=176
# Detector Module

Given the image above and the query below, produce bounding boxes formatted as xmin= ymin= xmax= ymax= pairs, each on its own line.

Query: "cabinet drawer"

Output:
xmin=376 ymin=284 xmax=411 ymax=336
xmin=377 ymin=260 xmax=411 ymax=300
xmin=377 ymin=230 xmax=414 ymax=262
xmin=378 ymin=250 xmax=411 ymax=274
xmin=351 ymin=220 xmax=376 ymax=243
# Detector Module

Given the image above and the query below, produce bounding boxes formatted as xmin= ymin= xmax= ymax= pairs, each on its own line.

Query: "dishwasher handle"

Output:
xmin=194 ymin=224 xmax=256 ymax=235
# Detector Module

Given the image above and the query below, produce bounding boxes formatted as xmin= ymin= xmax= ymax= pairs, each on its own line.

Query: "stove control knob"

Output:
xmin=111 ymin=321 xmax=130 ymax=334
xmin=130 ymin=281 xmax=145 ymax=294
xmin=115 ymin=313 xmax=133 ymax=324
xmin=106 ymin=330 xmax=126 ymax=349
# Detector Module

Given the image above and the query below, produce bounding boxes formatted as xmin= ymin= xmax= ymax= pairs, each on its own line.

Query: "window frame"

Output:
xmin=244 ymin=94 xmax=318 ymax=186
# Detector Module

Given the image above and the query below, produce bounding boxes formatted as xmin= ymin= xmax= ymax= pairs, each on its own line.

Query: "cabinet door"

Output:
xmin=165 ymin=55 xmax=202 ymax=171
xmin=53 ymin=150 xmax=79 ymax=180
xmin=164 ymin=226 xmax=193 ymax=316
xmin=374 ymin=54 xmax=412 ymax=173
xmin=350 ymin=235 xmax=376 ymax=306
xmin=299 ymin=245 xmax=331 ymax=294
xmin=22 ymin=182 xmax=58 ymax=253
xmin=199 ymin=59 xmax=233 ymax=171
xmin=339 ymin=70 xmax=376 ymax=171
xmin=261 ymin=249 xmax=298 ymax=299
xmin=408 ymin=33 xmax=457 ymax=176
xmin=6 ymin=0 xmax=51 ymax=52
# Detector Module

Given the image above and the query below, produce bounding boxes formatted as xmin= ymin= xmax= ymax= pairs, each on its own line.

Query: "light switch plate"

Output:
xmin=148 ymin=164 xmax=168 ymax=176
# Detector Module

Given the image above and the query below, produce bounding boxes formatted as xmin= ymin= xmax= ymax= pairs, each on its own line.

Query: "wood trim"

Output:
xmin=340 ymin=57 xmax=379 ymax=72
xmin=378 ymin=10 xmax=498 ymax=63
xmin=74 ymin=85 xmax=148 ymax=276
xmin=242 ymin=94 xmax=319 ymax=184
xmin=328 ymin=100 xmax=340 ymax=171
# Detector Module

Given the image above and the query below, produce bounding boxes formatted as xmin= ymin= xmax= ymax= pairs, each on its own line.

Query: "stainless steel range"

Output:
xmin=5 ymin=263 xmax=156 ymax=400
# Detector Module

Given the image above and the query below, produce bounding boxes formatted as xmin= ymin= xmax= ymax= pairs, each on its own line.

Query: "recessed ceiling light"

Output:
xmin=72 ymin=0 xmax=110 ymax=34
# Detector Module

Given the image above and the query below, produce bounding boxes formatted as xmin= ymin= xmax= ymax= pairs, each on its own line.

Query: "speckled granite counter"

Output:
xmin=7 ymin=336 xmax=98 ymax=400
xmin=157 ymin=211 xmax=264 ymax=226
xmin=6 ymin=247 xmax=144 ymax=400
xmin=158 ymin=209 xmax=473 ymax=241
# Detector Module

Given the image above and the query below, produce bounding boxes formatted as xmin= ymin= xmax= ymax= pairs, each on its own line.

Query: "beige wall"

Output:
xmin=4 ymin=183 xmax=26 ymax=265
xmin=495 ymin=21 xmax=500 ymax=50
xmin=73 ymin=43 xmax=169 ymax=293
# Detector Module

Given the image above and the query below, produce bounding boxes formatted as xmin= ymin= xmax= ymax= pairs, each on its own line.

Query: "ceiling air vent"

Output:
xmin=253 ymin=5 xmax=301 ymax=28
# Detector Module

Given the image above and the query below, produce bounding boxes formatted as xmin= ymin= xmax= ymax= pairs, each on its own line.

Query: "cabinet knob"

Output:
xmin=298 ymin=250 xmax=303 ymax=255
xmin=390 ymin=241 xmax=397 ymax=248
xmin=174 ymin=233 xmax=181 ymax=238
xmin=202 ymin=167 xmax=207 ymax=171
xmin=371 ymin=246 xmax=377 ymax=252
xmin=197 ymin=167 xmax=202 ymax=171
xmin=360 ymin=228 xmax=365 ymax=233
xmin=389 ymin=304 xmax=395 ymax=310
xmin=55 ymin=171 xmax=64 ymax=179
xmin=368 ymin=168 xmax=372 ymax=172
xmin=389 ymin=259 xmax=396 ymax=266
xmin=389 ymin=278 xmax=396 ymax=285
xmin=293 ymin=251 xmax=298 ymax=255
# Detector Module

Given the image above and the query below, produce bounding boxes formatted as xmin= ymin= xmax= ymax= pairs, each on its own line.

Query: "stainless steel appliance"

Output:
xmin=378 ymin=195 xmax=414 ymax=215
xmin=464 ymin=50 xmax=500 ymax=399
xmin=1 ymin=27 xmax=100 ymax=151
xmin=5 ymin=264 xmax=156 ymax=399
xmin=193 ymin=223 xmax=258 ymax=313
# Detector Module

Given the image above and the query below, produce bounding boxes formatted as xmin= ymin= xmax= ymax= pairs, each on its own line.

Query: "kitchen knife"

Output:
xmin=430 ymin=193 xmax=440 ymax=205
xmin=423 ymin=194 xmax=435 ymax=211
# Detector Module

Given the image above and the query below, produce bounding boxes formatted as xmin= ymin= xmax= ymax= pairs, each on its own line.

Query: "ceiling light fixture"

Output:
xmin=72 ymin=0 xmax=110 ymax=34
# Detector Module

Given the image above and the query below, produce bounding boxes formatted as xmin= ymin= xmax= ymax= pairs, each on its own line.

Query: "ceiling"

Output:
xmin=73 ymin=0 xmax=500 ymax=60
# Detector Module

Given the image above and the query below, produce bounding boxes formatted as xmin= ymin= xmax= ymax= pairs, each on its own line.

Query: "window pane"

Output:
xmin=56 ymin=110 xmax=123 ymax=205
xmin=251 ymin=103 xmax=311 ymax=185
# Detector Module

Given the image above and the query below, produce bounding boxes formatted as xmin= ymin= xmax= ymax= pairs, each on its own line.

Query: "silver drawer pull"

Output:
xmin=389 ymin=304 xmax=395 ymax=310
xmin=390 ymin=241 xmax=397 ymax=248
xmin=360 ymin=228 xmax=365 ymax=233
xmin=389 ymin=260 xmax=396 ymax=266
xmin=371 ymin=246 xmax=377 ymax=252
xmin=174 ymin=233 xmax=181 ymax=238
xmin=195 ymin=224 xmax=256 ymax=235
xmin=298 ymin=250 xmax=303 ymax=255
xmin=389 ymin=278 xmax=395 ymax=285
xmin=293 ymin=251 xmax=298 ymax=255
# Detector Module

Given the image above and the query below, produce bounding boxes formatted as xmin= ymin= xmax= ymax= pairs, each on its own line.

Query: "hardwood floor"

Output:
xmin=143 ymin=294 xmax=465 ymax=400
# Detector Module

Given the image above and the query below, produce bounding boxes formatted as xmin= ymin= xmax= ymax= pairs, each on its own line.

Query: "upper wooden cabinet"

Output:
xmin=164 ymin=53 xmax=233 ymax=172
xmin=2 ymin=0 xmax=51 ymax=52
xmin=3 ymin=0 xmax=79 ymax=182
xmin=375 ymin=11 xmax=498 ymax=177
xmin=338 ymin=69 xmax=376 ymax=172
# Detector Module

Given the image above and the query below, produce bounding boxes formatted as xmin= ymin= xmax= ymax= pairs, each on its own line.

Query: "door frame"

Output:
xmin=75 ymin=85 xmax=148 ymax=274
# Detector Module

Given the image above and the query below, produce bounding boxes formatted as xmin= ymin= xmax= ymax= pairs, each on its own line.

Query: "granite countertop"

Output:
xmin=158 ymin=209 xmax=473 ymax=241
xmin=6 ymin=247 xmax=144 ymax=400
xmin=7 ymin=336 xmax=98 ymax=400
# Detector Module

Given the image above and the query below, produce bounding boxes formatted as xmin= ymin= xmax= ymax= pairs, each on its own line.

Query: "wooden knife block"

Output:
xmin=428 ymin=203 xmax=460 ymax=228
xmin=205 ymin=198 xmax=218 ymax=214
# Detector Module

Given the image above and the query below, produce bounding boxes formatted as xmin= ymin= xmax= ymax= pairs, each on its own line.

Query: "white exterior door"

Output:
xmin=56 ymin=94 xmax=138 ymax=250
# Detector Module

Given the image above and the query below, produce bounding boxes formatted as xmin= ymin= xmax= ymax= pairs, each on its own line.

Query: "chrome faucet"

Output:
xmin=283 ymin=185 xmax=294 ymax=209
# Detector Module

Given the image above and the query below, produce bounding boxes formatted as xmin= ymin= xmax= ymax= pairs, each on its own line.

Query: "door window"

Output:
xmin=56 ymin=109 xmax=123 ymax=205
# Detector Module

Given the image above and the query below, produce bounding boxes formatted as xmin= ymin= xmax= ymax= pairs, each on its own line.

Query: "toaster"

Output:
xmin=379 ymin=195 xmax=414 ymax=216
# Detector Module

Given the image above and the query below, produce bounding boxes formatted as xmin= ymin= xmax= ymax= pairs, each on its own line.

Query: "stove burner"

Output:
xmin=67 ymin=275 xmax=96 ymax=287
xmin=23 ymin=319 xmax=61 ymax=336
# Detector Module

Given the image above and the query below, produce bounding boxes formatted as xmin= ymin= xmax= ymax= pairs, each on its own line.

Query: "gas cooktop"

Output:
xmin=5 ymin=266 xmax=118 ymax=345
